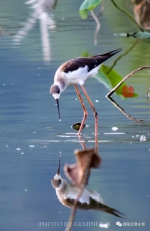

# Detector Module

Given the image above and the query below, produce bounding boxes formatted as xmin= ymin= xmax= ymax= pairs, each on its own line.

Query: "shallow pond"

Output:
xmin=0 ymin=0 xmax=150 ymax=231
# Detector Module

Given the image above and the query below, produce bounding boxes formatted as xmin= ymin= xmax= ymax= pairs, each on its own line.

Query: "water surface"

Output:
xmin=0 ymin=0 xmax=150 ymax=231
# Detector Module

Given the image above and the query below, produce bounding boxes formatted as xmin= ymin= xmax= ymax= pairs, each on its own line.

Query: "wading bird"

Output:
xmin=51 ymin=154 xmax=123 ymax=218
xmin=50 ymin=48 xmax=122 ymax=135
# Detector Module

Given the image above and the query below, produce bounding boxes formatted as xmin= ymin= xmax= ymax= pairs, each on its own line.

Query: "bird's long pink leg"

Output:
xmin=81 ymin=85 xmax=98 ymax=152
xmin=74 ymin=85 xmax=88 ymax=136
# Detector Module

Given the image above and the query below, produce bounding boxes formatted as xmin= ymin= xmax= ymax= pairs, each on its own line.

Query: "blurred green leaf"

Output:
xmin=95 ymin=64 xmax=138 ymax=98
xmin=79 ymin=0 xmax=102 ymax=19
xmin=81 ymin=50 xmax=90 ymax=57
xmin=80 ymin=9 xmax=89 ymax=19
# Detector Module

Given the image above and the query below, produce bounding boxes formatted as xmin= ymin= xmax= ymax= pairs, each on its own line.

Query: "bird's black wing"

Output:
xmin=60 ymin=48 xmax=122 ymax=73
xmin=65 ymin=198 xmax=124 ymax=218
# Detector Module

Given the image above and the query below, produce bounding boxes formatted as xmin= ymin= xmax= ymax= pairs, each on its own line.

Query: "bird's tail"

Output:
xmin=99 ymin=203 xmax=124 ymax=218
xmin=91 ymin=48 xmax=122 ymax=63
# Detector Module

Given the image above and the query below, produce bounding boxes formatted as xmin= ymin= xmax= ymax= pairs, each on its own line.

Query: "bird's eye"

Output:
xmin=57 ymin=90 xmax=60 ymax=94
xmin=58 ymin=179 xmax=61 ymax=184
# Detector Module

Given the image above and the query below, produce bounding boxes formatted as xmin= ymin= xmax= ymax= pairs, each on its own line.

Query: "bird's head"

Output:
xmin=51 ymin=154 xmax=63 ymax=189
xmin=51 ymin=173 xmax=63 ymax=189
xmin=50 ymin=84 xmax=61 ymax=99
xmin=50 ymin=84 xmax=61 ymax=120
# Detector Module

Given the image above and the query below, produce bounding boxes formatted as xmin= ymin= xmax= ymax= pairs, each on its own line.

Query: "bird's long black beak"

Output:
xmin=57 ymin=155 xmax=61 ymax=175
xmin=56 ymin=99 xmax=61 ymax=121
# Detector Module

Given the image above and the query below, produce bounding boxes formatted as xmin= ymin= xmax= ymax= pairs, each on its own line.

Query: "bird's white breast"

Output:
xmin=64 ymin=64 xmax=101 ymax=86
xmin=87 ymin=64 xmax=101 ymax=78
xmin=64 ymin=186 xmax=103 ymax=204
xmin=64 ymin=187 xmax=90 ymax=204
xmin=56 ymin=183 xmax=103 ymax=205
xmin=64 ymin=66 xmax=89 ymax=85
xmin=89 ymin=190 xmax=103 ymax=203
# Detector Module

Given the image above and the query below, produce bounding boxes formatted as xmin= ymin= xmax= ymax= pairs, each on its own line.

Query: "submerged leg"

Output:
xmin=74 ymin=84 xmax=88 ymax=136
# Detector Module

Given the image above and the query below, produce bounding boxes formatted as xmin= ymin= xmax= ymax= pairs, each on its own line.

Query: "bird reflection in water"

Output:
xmin=13 ymin=0 xmax=57 ymax=63
xmin=51 ymin=148 xmax=124 ymax=218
